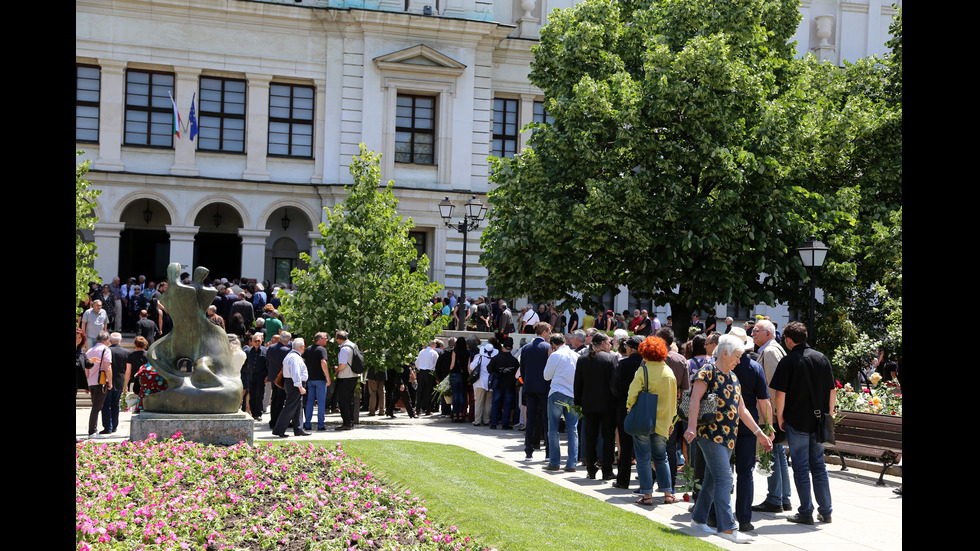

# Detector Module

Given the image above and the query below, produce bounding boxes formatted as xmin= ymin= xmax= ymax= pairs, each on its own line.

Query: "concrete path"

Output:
xmin=76 ymin=406 xmax=902 ymax=550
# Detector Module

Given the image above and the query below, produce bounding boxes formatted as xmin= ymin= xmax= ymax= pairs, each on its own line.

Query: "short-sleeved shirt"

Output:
xmin=304 ymin=344 xmax=329 ymax=381
xmin=732 ymin=354 xmax=770 ymax=434
xmin=695 ymin=364 xmax=742 ymax=450
xmin=337 ymin=342 xmax=357 ymax=379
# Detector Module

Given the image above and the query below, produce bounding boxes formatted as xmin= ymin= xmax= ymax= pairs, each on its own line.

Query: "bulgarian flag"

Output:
xmin=169 ymin=90 xmax=181 ymax=139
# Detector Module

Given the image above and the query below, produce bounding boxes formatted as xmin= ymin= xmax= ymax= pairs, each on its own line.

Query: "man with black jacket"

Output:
xmin=611 ymin=335 xmax=644 ymax=488
xmin=242 ymin=334 xmax=268 ymax=421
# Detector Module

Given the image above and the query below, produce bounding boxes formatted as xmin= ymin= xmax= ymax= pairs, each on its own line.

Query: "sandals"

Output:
xmin=636 ymin=495 xmax=654 ymax=506
xmin=664 ymin=493 xmax=680 ymax=504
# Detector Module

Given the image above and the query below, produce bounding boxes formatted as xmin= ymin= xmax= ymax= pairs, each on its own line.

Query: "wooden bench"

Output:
xmin=826 ymin=411 xmax=902 ymax=485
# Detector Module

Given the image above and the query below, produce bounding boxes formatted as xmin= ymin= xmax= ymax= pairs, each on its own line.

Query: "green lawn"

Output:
xmin=340 ymin=440 xmax=720 ymax=551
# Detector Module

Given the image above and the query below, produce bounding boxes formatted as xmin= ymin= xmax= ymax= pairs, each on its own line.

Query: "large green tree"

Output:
xmin=77 ymin=151 xmax=101 ymax=317
xmin=481 ymin=0 xmax=819 ymax=337
xmin=280 ymin=145 xmax=447 ymax=373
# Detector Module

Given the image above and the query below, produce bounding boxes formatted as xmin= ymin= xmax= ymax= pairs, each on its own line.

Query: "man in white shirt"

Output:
xmin=543 ymin=333 xmax=580 ymax=472
xmin=81 ymin=300 xmax=109 ymax=348
xmin=272 ymin=338 xmax=311 ymax=438
xmin=415 ymin=341 xmax=440 ymax=415
xmin=521 ymin=305 xmax=540 ymax=334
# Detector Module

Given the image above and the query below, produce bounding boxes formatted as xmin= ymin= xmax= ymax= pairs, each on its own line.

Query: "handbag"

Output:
xmin=624 ymin=364 xmax=659 ymax=436
xmin=803 ymin=351 xmax=835 ymax=444
xmin=274 ymin=369 xmax=285 ymax=390
xmin=678 ymin=363 xmax=719 ymax=426
xmin=467 ymin=360 xmax=482 ymax=385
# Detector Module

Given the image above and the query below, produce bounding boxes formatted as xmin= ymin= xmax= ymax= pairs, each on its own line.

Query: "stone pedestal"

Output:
xmin=131 ymin=412 xmax=254 ymax=446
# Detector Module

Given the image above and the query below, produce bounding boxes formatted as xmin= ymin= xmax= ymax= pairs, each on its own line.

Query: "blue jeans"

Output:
xmin=101 ymin=388 xmax=122 ymax=432
xmin=634 ymin=431 xmax=671 ymax=495
xmin=547 ymin=392 xmax=578 ymax=468
xmin=450 ymin=373 xmax=466 ymax=417
xmin=765 ymin=444 xmax=792 ymax=507
xmin=785 ymin=424 xmax=832 ymax=518
xmin=691 ymin=437 xmax=736 ymax=533
xmin=304 ymin=380 xmax=327 ymax=429
xmin=491 ymin=380 xmax=515 ymax=426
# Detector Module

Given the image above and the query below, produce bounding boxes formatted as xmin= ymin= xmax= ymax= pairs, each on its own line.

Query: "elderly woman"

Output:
xmin=684 ymin=334 xmax=772 ymax=544
xmin=627 ymin=336 xmax=678 ymax=506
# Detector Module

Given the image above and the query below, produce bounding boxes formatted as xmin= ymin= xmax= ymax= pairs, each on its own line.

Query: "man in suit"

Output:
xmin=242 ymin=334 xmax=268 ymax=421
xmin=612 ymin=335 xmax=644 ymax=488
xmin=574 ymin=332 xmax=618 ymax=480
xmin=266 ymin=332 xmax=292 ymax=429
xmin=518 ymin=322 xmax=552 ymax=461
xmin=751 ymin=319 xmax=792 ymax=514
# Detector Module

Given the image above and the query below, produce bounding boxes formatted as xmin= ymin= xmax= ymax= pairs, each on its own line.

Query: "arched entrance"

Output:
xmin=193 ymin=203 xmax=243 ymax=279
xmin=264 ymin=206 xmax=313 ymax=284
xmin=118 ymin=199 xmax=171 ymax=282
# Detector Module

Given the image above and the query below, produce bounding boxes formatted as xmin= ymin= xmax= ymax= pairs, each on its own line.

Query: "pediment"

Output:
xmin=373 ymin=44 xmax=466 ymax=77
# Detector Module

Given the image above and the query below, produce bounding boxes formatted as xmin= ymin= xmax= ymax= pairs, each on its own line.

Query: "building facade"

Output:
xmin=77 ymin=0 xmax=899 ymax=326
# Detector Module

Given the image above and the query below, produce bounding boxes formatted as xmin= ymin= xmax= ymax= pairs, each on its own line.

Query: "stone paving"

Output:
xmin=76 ymin=404 xmax=901 ymax=551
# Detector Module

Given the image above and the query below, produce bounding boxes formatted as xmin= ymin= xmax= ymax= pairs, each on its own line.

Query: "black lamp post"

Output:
xmin=439 ymin=196 xmax=487 ymax=306
xmin=797 ymin=236 xmax=829 ymax=346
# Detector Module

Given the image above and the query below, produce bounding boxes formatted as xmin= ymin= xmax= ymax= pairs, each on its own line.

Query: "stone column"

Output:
xmin=166 ymin=225 xmax=199 ymax=272
xmin=171 ymin=66 xmax=201 ymax=176
xmin=93 ymin=222 xmax=125 ymax=282
xmin=93 ymin=60 xmax=126 ymax=172
xmin=240 ymin=229 xmax=272 ymax=281
xmin=244 ymin=73 xmax=272 ymax=181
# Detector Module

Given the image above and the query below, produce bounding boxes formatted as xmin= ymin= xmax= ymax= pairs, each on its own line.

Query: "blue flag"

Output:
xmin=188 ymin=92 xmax=198 ymax=141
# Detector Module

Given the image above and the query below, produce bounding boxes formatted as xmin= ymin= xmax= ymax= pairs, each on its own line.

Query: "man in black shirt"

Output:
xmin=770 ymin=322 xmax=835 ymax=525
xmin=242 ymin=334 xmax=268 ymax=421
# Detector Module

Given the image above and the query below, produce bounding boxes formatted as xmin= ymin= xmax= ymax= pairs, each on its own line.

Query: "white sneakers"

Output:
xmin=718 ymin=530 xmax=754 ymax=544
xmin=691 ymin=520 xmax=717 ymax=535
xmin=88 ymin=433 xmax=106 ymax=439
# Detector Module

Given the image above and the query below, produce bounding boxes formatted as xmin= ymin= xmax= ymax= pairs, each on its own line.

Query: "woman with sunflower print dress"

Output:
xmin=684 ymin=334 xmax=772 ymax=544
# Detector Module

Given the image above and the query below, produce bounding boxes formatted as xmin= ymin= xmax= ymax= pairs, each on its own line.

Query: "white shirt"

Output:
xmin=522 ymin=309 xmax=539 ymax=327
xmin=543 ymin=344 xmax=578 ymax=397
xmin=416 ymin=346 xmax=439 ymax=371
xmin=282 ymin=350 xmax=308 ymax=383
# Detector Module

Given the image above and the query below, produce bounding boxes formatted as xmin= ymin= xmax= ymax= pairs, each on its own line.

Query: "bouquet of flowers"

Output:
xmin=433 ymin=376 xmax=452 ymax=404
xmin=756 ymin=423 xmax=775 ymax=476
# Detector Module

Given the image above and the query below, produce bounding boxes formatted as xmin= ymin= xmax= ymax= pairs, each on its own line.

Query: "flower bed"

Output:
xmin=836 ymin=375 xmax=902 ymax=417
xmin=76 ymin=434 xmax=491 ymax=550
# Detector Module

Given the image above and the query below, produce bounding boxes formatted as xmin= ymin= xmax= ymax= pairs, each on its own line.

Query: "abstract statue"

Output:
xmin=141 ymin=263 xmax=246 ymax=414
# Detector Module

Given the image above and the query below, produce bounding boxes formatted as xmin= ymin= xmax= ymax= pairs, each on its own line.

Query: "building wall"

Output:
xmin=77 ymin=0 xmax=898 ymax=327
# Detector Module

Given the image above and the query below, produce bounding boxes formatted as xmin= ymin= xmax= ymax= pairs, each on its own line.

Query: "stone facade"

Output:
xmin=76 ymin=0 xmax=899 ymax=326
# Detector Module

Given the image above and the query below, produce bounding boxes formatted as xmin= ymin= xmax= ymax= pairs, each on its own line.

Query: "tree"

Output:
xmin=280 ymin=145 xmax=448 ymax=373
xmin=481 ymin=0 xmax=819 ymax=338
xmin=77 ymin=151 xmax=101 ymax=317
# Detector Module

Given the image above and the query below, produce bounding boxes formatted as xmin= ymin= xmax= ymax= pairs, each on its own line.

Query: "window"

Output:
xmin=533 ymin=101 xmax=554 ymax=125
xmin=395 ymin=94 xmax=435 ymax=165
xmin=76 ymin=65 xmax=100 ymax=143
xmin=492 ymin=98 xmax=519 ymax=158
xmin=125 ymin=70 xmax=176 ymax=147
xmin=726 ymin=304 xmax=752 ymax=320
xmin=268 ymin=83 xmax=314 ymax=158
xmin=408 ymin=231 xmax=427 ymax=273
xmin=198 ymin=77 xmax=245 ymax=153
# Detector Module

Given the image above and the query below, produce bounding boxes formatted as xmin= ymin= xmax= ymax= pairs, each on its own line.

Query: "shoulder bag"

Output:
xmin=624 ymin=363 xmax=659 ymax=436
xmin=678 ymin=363 xmax=719 ymax=426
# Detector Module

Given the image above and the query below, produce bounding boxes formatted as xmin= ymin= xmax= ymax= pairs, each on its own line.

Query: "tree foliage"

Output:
xmin=77 ymin=151 xmax=101 ymax=317
xmin=481 ymin=0 xmax=817 ymax=336
xmin=280 ymin=145 xmax=447 ymax=372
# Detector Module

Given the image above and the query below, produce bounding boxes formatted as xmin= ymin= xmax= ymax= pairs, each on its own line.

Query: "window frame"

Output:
xmin=197 ymin=76 xmax=246 ymax=153
xmin=492 ymin=97 xmax=519 ymax=159
xmin=395 ymin=94 xmax=436 ymax=165
xmin=533 ymin=100 xmax=554 ymax=125
xmin=124 ymin=69 xmax=176 ymax=148
xmin=76 ymin=64 xmax=100 ymax=143
xmin=268 ymin=82 xmax=315 ymax=159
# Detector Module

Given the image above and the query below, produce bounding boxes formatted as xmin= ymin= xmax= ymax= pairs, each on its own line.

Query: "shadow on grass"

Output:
xmin=339 ymin=439 xmax=720 ymax=551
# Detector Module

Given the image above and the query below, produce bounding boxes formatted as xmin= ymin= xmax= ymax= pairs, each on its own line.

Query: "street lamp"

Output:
xmin=438 ymin=196 xmax=487 ymax=310
xmin=797 ymin=236 xmax=829 ymax=345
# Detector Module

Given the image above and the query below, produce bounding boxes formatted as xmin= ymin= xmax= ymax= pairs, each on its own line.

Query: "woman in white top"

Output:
xmin=470 ymin=342 xmax=497 ymax=426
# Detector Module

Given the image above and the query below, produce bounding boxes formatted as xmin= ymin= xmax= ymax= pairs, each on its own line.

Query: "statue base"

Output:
xmin=131 ymin=412 xmax=254 ymax=446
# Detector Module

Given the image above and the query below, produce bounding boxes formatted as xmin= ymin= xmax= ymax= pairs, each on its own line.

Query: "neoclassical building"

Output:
xmin=77 ymin=0 xmax=899 ymax=324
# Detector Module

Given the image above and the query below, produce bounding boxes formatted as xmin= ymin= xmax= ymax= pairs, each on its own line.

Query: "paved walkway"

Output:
xmin=76 ymin=406 xmax=902 ymax=550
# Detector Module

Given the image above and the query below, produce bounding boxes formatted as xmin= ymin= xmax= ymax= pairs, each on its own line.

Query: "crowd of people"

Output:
xmin=77 ymin=281 xmax=844 ymax=544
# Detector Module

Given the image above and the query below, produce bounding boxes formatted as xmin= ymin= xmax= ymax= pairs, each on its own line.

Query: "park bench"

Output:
xmin=826 ymin=410 xmax=902 ymax=485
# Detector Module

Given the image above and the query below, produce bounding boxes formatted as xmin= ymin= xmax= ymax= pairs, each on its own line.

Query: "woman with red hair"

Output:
xmin=627 ymin=336 xmax=678 ymax=506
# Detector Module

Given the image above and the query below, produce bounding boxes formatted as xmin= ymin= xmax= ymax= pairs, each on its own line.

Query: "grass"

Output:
xmin=341 ymin=440 xmax=719 ymax=551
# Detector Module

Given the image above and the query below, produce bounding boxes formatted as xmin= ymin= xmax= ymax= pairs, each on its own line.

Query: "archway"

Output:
xmin=118 ymin=198 xmax=172 ymax=282
xmin=193 ymin=203 xmax=243 ymax=279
